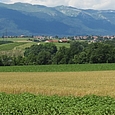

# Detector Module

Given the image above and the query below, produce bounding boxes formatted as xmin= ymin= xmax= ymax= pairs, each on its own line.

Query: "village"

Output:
xmin=26 ymin=35 xmax=115 ymax=43
xmin=1 ymin=34 xmax=115 ymax=43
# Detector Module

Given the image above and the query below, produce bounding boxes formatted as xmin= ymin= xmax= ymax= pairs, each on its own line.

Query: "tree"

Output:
xmin=0 ymin=55 xmax=13 ymax=66
xmin=88 ymin=43 xmax=115 ymax=63
xmin=52 ymin=46 xmax=70 ymax=64
xmin=73 ymin=51 xmax=88 ymax=64
xmin=13 ymin=56 xmax=24 ymax=65
xmin=69 ymin=41 xmax=86 ymax=58
xmin=36 ymin=51 xmax=52 ymax=65
xmin=24 ymin=43 xmax=57 ymax=65
xmin=24 ymin=44 xmax=44 ymax=57
xmin=43 ymin=43 xmax=57 ymax=54
xmin=0 ymin=56 xmax=3 ymax=66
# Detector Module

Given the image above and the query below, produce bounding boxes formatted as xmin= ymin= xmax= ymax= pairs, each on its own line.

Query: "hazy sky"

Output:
xmin=0 ymin=0 xmax=115 ymax=10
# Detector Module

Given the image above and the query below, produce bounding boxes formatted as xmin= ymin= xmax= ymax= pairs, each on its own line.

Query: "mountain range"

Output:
xmin=0 ymin=2 xmax=115 ymax=36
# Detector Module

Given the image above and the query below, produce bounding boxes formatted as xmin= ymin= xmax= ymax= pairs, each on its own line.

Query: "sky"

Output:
xmin=0 ymin=0 xmax=115 ymax=10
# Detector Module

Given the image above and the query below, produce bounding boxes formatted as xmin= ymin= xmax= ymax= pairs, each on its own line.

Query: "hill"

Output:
xmin=0 ymin=2 xmax=115 ymax=36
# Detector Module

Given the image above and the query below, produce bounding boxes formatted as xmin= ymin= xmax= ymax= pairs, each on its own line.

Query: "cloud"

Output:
xmin=0 ymin=0 xmax=115 ymax=10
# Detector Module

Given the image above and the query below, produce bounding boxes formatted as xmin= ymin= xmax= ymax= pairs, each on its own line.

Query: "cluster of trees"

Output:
xmin=0 ymin=41 xmax=115 ymax=66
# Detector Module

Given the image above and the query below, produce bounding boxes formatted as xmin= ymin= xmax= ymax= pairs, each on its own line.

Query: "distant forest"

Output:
xmin=0 ymin=41 xmax=115 ymax=66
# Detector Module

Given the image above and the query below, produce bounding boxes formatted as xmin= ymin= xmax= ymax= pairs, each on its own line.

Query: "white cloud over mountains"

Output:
xmin=0 ymin=0 xmax=115 ymax=10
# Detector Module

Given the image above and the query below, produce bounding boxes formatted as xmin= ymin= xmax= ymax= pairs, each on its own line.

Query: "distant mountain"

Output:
xmin=0 ymin=2 xmax=115 ymax=36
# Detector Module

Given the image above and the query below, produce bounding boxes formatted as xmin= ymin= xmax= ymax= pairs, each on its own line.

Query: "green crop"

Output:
xmin=0 ymin=42 xmax=28 ymax=51
xmin=1 ymin=93 xmax=115 ymax=115
xmin=0 ymin=63 xmax=115 ymax=72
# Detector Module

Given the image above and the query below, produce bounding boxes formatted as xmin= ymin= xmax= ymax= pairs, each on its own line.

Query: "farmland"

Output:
xmin=1 ymin=38 xmax=115 ymax=114
xmin=0 ymin=38 xmax=37 ymax=56
xmin=0 ymin=42 xmax=28 ymax=51
xmin=0 ymin=63 xmax=115 ymax=72
xmin=1 ymin=71 xmax=115 ymax=96
xmin=1 ymin=70 xmax=115 ymax=114
xmin=0 ymin=37 xmax=70 ymax=57
xmin=1 ymin=93 xmax=115 ymax=115
xmin=0 ymin=63 xmax=115 ymax=96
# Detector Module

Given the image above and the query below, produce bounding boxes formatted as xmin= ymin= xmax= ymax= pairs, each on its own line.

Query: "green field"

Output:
xmin=42 ymin=42 xmax=70 ymax=49
xmin=0 ymin=63 xmax=115 ymax=72
xmin=0 ymin=40 xmax=36 ymax=56
xmin=0 ymin=38 xmax=70 ymax=57
xmin=0 ymin=42 xmax=28 ymax=51
xmin=1 ymin=93 xmax=115 ymax=115
xmin=0 ymin=37 xmax=30 ymax=42
xmin=0 ymin=37 xmax=35 ymax=57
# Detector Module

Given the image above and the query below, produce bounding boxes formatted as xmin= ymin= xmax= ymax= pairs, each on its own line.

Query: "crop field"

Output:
xmin=0 ymin=71 xmax=115 ymax=96
xmin=1 ymin=63 xmax=115 ymax=114
xmin=0 ymin=42 xmax=36 ymax=56
xmin=0 ymin=37 xmax=31 ymax=42
xmin=1 ymin=93 xmax=115 ymax=115
xmin=0 ymin=37 xmax=36 ymax=56
xmin=1 ymin=70 xmax=115 ymax=114
xmin=0 ymin=38 xmax=70 ymax=57
xmin=0 ymin=42 xmax=28 ymax=51
xmin=0 ymin=63 xmax=115 ymax=72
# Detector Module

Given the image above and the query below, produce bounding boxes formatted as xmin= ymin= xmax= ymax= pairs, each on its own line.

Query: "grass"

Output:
xmin=51 ymin=42 xmax=70 ymax=49
xmin=0 ymin=37 xmax=37 ymax=56
xmin=0 ymin=37 xmax=30 ymax=42
xmin=0 ymin=42 xmax=37 ymax=56
xmin=0 ymin=71 xmax=115 ymax=97
xmin=39 ymin=42 xmax=70 ymax=49
xmin=0 ymin=63 xmax=115 ymax=72
xmin=0 ymin=42 xmax=28 ymax=51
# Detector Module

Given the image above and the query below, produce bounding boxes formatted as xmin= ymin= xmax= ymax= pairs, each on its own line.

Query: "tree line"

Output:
xmin=0 ymin=41 xmax=115 ymax=66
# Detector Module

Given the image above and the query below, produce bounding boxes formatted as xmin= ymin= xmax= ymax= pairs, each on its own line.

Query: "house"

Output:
xmin=45 ymin=40 xmax=58 ymax=43
xmin=58 ymin=39 xmax=69 ymax=43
